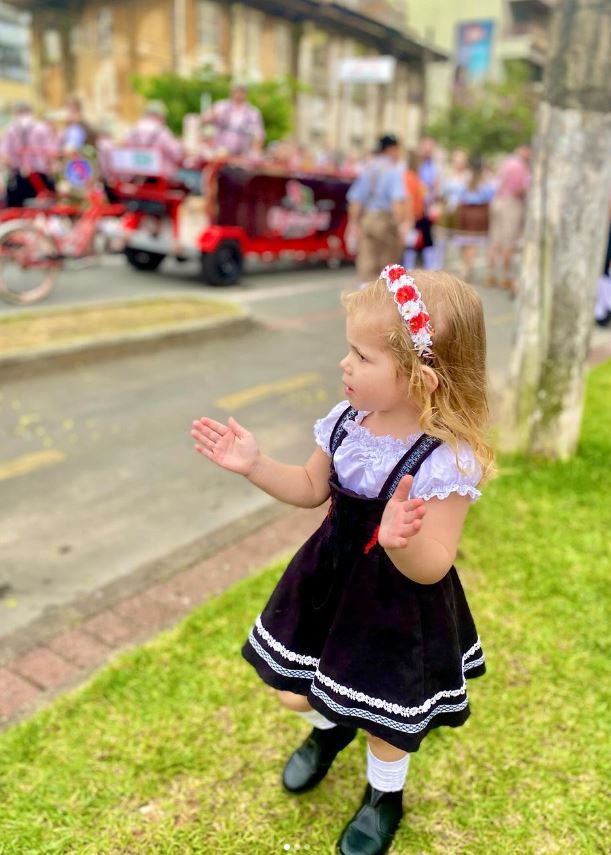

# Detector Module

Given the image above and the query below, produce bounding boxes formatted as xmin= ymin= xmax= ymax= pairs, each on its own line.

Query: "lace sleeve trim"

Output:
xmin=314 ymin=401 xmax=352 ymax=456
xmin=417 ymin=484 xmax=481 ymax=503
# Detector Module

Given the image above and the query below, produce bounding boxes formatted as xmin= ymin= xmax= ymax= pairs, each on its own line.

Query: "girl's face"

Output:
xmin=340 ymin=313 xmax=409 ymax=412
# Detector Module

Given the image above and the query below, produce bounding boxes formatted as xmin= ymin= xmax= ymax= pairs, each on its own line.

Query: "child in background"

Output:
xmin=454 ymin=155 xmax=495 ymax=282
xmin=191 ymin=266 xmax=492 ymax=855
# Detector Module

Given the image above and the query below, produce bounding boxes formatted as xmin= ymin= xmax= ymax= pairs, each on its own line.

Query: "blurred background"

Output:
xmin=0 ymin=0 xmax=549 ymax=155
xmin=0 ymin=0 xmax=609 ymax=724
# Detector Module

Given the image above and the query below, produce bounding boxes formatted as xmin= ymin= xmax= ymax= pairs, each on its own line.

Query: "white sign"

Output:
xmin=338 ymin=56 xmax=396 ymax=84
xmin=108 ymin=147 xmax=162 ymax=176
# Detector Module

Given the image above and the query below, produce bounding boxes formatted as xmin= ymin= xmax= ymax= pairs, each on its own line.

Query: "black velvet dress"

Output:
xmin=242 ymin=406 xmax=486 ymax=752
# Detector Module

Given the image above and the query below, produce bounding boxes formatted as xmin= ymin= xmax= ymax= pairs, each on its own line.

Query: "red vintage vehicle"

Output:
xmin=112 ymin=158 xmax=355 ymax=285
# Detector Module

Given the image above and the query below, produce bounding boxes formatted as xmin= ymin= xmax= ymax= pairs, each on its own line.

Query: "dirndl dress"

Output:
xmin=242 ymin=405 xmax=486 ymax=753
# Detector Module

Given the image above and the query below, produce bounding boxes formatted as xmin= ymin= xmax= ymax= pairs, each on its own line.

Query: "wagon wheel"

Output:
xmin=200 ymin=239 xmax=243 ymax=286
xmin=125 ymin=247 xmax=165 ymax=272
xmin=0 ymin=223 xmax=61 ymax=305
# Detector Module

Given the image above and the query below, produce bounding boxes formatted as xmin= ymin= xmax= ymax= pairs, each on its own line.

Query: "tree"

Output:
xmin=425 ymin=65 xmax=538 ymax=156
xmin=504 ymin=0 xmax=611 ymax=458
xmin=132 ymin=67 xmax=301 ymax=142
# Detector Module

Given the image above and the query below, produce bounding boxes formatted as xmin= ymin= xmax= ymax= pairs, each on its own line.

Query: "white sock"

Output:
xmin=366 ymin=744 xmax=410 ymax=792
xmin=296 ymin=709 xmax=337 ymax=730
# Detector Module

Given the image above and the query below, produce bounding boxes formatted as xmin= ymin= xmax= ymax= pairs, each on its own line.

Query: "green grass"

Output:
xmin=1 ymin=364 xmax=610 ymax=855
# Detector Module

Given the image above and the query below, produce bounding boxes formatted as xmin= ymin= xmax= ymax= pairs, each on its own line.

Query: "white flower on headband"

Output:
xmin=379 ymin=265 xmax=434 ymax=358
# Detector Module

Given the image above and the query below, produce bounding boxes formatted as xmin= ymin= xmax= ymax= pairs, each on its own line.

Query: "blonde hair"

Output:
xmin=342 ymin=271 xmax=495 ymax=482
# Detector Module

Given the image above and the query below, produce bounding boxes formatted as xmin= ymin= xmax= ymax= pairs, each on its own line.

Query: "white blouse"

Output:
xmin=314 ymin=401 xmax=482 ymax=502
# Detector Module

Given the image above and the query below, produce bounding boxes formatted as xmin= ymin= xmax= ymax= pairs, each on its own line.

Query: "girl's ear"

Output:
xmin=421 ymin=364 xmax=439 ymax=393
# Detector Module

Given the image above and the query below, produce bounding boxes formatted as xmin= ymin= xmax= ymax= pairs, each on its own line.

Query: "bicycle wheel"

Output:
xmin=0 ymin=223 xmax=62 ymax=305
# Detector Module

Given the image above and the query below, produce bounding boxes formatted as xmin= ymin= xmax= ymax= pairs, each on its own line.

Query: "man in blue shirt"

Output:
xmin=61 ymin=98 xmax=93 ymax=154
xmin=346 ymin=135 xmax=411 ymax=283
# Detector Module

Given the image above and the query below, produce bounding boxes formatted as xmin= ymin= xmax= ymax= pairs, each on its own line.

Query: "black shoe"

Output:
xmin=337 ymin=785 xmax=404 ymax=855
xmin=282 ymin=725 xmax=357 ymax=794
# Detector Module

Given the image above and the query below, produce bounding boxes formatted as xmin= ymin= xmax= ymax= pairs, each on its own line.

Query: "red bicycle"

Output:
xmin=0 ymin=186 xmax=125 ymax=305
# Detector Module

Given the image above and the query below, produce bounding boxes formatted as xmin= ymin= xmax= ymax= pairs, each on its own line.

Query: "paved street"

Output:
xmin=0 ymin=258 xmax=607 ymax=642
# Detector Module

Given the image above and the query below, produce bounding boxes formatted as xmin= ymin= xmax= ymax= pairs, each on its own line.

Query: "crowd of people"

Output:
xmin=2 ymin=91 xmax=609 ymax=305
xmin=347 ymin=134 xmax=533 ymax=296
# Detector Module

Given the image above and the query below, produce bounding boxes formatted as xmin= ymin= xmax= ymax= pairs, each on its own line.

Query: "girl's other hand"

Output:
xmin=378 ymin=475 xmax=426 ymax=550
xmin=191 ymin=416 xmax=260 ymax=476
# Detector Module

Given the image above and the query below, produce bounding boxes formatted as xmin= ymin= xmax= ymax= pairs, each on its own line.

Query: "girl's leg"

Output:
xmin=276 ymin=690 xmax=313 ymax=713
xmin=277 ymin=690 xmax=337 ymax=730
xmin=422 ymin=244 xmax=439 ymax=270
xmin=366 ymin=733 xmax=408 ymax=765
xmin=461 ymin=244 xmax=477 ymax=280
xmin=278 ymin=690 xmax=357 ymax=793
xmin=486 ymin=242 xmax=499 ymax=286
xmin=337 ymin=733 xmax=408 ymax=855
xmin=403 ymin=247 xmax=417 ymax=269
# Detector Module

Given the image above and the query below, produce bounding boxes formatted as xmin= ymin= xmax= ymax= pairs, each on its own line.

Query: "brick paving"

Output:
xmin=0 ymin=504 xmax=326 ymax=729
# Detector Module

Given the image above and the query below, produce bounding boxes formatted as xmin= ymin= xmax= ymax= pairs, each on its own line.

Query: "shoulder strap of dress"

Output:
xmin=378 ymin=434 xmax=443 ymax=499
xmin=329 ymin=405 xmax=358 ymax=456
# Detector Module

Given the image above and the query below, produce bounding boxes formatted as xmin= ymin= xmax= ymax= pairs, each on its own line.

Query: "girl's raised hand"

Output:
xmin=191 ymin=416 xmax=259 ymax=476
xmin=378 ymin=475 xmax=426 ymax=550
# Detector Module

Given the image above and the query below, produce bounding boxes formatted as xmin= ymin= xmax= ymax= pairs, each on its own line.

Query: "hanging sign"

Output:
xmin=338 ymin=56 xmax=396 ymax=84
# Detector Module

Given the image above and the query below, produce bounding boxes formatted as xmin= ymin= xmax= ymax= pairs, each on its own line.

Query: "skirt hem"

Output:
xmin=241 ymin=640 xmax=484 ymax=753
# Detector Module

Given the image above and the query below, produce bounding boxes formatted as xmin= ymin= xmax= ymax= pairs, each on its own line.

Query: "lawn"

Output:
xmin=0 ymin=363 xmax=609 ymax=855
xmin=0 ymin=297 xmax=239 ymax=355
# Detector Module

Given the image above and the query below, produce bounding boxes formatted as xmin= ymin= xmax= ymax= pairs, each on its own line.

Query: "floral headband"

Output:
xmin=379 ymin=265 xmax=434 ymax=359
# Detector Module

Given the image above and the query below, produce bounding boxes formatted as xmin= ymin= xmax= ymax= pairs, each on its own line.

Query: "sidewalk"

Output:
xmin=0 ymin=503 xmax=327 ymax=728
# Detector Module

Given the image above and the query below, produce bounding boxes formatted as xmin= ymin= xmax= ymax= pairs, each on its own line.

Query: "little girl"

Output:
xmin=191 ymin=266 xmax=493 ymax=855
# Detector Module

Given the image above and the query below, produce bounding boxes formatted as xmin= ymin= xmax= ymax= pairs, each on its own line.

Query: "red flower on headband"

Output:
xmin=387 ymin=266 xmax=406 ymax=282
xmin=395 ymin=284 xmax=417 ymax=305
xmin=409 ymin=312 xmax=430 ymax=333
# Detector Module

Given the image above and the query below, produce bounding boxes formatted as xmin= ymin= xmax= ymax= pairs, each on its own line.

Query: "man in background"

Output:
xmin=203 ymin=82 xmax=265 ymax=158
xmin=123 ymin=101 xmax=183 ymax=179
xmin=487 ymin=144 xmax=531 ymax=294
xmin=0 ymin=101 xmax=59 ymax=207
xmin=345 ymin=134 xmax=412 ymax=284
xmin=61 ymin=97 xmax=95 ymax=154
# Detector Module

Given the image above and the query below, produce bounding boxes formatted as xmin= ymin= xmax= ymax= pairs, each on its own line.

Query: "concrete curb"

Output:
xmin=0 ymin=306 xmax=257 ymax=380
xmin=0 ymin=498 xmax=283 ymax=668
xmin=0 ymin=499 xmax=328 ymax=729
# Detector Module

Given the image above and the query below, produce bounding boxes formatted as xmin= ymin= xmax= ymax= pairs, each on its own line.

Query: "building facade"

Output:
xmin=7 ymin=0 xmax=444 ymax=154
xmin=405 ymin=0 xmax=555 ymax=116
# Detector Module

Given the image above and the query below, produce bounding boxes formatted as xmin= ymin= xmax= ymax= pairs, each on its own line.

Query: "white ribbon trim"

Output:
xmin=250 ymin=616 xmax=484 ymax=721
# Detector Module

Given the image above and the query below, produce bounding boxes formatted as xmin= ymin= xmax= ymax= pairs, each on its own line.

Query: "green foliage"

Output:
xmin=132 ymin=67 xmax=301 ymax=143
xmin=426 ymin=65 xmax=538 ymax=156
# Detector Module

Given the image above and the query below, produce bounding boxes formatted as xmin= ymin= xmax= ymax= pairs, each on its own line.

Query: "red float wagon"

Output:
xmin=112 ymin=158 xmax=355 ymax=286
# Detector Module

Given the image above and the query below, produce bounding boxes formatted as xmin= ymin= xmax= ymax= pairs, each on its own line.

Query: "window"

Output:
xmin=197 ymin=0 xmax=221 ymax=52
xmin=245 ymin=9 xmax=263 ymax=79
xmin=0 ymin=19 xmax=29 ymax=80
xmin=276 ymin=24 xmax=292 ymax=76
xmin=311 ymin=32 xmax=329 ymax=92
xmin=43 ymin=29 xmax=61 ymax=64
xmin=98 ymin=7 xmax=112 ymax=53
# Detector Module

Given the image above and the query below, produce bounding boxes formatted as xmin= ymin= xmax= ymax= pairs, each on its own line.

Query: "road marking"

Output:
xmin=0 ymin=449 xmax=65 ymax=482
xmin=216 ymin=372 xmax=322 ymax=412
